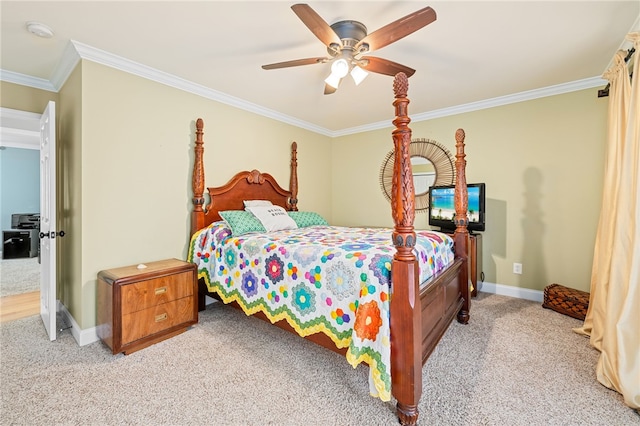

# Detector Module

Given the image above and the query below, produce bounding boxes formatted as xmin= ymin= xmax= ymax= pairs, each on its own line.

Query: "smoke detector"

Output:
xmin=26 ymin=21 xmax=54 ymax=38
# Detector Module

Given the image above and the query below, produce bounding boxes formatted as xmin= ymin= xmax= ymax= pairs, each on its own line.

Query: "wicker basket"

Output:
xmin=542 ymin=284 xmax=590 ymax=320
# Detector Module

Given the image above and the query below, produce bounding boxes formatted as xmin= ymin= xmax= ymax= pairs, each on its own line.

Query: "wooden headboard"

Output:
xmin=191 ymin=118 xmax=299 ymax=235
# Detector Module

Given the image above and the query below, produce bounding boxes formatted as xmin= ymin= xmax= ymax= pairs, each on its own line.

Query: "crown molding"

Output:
xmin=70 ymin=41 xmax=334 ymax=137
xmin=49 ymin=41 xmax=81 ymax=91
xmin=0 ymin=69 xmax=56 ymax=92
xmin=333 ymin=76 xmax=607 ymax=137
xmin=412 ymin=77 xmax=607 ymax=121
xmin=1 ymin=40 xmax=607 ymax=138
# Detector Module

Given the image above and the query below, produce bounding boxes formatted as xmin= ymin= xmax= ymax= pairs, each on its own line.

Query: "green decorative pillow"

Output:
xmin=288 ymin=211 xmax=329 ymax=228
xmin=219 ymin=210 xmax=266 ymax=236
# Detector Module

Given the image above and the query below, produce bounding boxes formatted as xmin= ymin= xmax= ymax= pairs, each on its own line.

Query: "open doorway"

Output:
xmin=0 ymin=108 xmax=41 ymax=318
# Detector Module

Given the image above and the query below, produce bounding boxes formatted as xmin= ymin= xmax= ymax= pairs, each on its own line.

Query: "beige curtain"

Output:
xmin=575 ymin=32 xmax=640 ymax=410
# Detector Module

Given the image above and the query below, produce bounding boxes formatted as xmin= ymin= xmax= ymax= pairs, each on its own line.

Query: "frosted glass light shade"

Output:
xmin=331 ymin=59 xmax=349 ymax=78
xmin=324 ymin=73 xmax=342 ymax=89
xmin=350 ymin=66 xmax=368 ymax=85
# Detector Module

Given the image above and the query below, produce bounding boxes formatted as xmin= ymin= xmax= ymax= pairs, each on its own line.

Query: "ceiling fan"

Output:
xmin=261 ymin=3 xmax=437 ymax=95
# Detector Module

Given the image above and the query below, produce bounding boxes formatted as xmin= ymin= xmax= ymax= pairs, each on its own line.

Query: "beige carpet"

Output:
xmin=0 ymin=257 xmax=39 ymax=297
xmin=1 ymin=293 xmax=638 ymax=425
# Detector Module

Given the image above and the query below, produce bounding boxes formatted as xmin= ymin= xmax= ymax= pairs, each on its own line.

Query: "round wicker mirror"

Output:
xmin=379 ymin=138 xmax=456 ymax=212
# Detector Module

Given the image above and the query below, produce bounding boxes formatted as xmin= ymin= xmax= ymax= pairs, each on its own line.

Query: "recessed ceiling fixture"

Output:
xmin=26 ymin=21 xmax=54 ymax=38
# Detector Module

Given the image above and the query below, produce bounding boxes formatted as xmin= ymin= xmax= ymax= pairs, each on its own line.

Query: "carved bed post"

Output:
xmin=389 ymin=72 xmax=422 ymax=426
xmin=453 ymin=129 xmax=471 ymax=324
xmin=289 ymin=141 xmax=299 ymax=211
xmin=191 ymin=118 xmax=205 ymax=235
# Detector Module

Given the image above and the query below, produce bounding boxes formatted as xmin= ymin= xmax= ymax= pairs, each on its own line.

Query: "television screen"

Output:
xmin=428 ymin=183 xmax=485 ymax=232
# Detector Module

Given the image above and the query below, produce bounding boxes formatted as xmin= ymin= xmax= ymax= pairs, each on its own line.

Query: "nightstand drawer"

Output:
xmin=121 ymin=273 xmax=194 ymax=315
xmin=121 ymin=296 xmax=194 ymax=345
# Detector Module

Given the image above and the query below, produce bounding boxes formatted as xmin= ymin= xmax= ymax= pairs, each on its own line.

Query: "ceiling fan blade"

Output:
xmin=262 ymin=57 xmax=327 ymax=70
xmin=324 ymin=83 xmax=338 ymax=95
xmin=360 ymin=56 xmax=416 ymax=77
xmin=291 ymin=4 xmax=342 ymax=48
xmin=355 ymin=6 xmax=436 ymax=52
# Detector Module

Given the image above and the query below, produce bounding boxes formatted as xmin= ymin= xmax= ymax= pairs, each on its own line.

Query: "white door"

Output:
xmin=39 ymin=101 xmax=56 ymax=341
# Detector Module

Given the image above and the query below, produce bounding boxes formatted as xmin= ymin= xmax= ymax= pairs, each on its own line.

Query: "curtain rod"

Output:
xmin=597 ymin=47 xmax=636 ymax=98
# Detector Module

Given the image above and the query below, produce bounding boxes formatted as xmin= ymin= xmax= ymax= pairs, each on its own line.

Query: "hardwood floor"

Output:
xmin=0 ymin=291 xmax=40 ymax=323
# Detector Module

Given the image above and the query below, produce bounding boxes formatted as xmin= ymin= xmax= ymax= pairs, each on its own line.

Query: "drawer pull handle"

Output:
xmin=155 ymin=313 xmax=168 ymax=322
xmin=154 ymin=287 xmax=167 ymax=295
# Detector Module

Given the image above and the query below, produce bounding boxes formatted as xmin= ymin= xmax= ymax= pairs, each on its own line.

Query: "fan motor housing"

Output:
xmin=330 ymin=20 xmax=367 ymax=49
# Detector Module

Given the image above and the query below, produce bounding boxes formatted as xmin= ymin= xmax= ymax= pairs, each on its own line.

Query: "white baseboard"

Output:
xmin=57 ymin=301 xmax=99 ymax=346
xmin=478 ymin=281 xmax=544 ymax=303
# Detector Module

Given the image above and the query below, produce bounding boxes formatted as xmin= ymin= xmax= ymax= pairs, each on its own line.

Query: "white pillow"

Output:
xmin=246 ymin=205 xmax=298 ymax=232
xmin=243 ymin=200 xmax=273 ymax=208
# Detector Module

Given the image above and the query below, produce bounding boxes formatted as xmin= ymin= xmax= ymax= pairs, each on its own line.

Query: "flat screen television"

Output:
xmin=428 ymin=183 xmax=486 ymax=232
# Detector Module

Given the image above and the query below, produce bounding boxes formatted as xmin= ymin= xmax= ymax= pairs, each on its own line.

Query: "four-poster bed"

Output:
xmin=188 ymin=73 xmax=471 ymax=425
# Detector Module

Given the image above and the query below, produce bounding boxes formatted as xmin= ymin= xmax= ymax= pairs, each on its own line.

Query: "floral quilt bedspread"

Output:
xmin=188 ymin=223 xmax=454 ymax=401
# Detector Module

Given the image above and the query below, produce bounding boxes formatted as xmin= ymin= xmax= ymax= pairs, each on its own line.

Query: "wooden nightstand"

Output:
xmin=97 ymin=258 xmax=198 ymax=354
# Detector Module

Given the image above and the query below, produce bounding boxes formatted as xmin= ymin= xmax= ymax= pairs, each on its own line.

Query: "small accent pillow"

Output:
xmin=219 ymin=210 xmax=266 ymax=236
xmin=288 ymin=211 xmax=329 ymax=228
xmin=246 ymin=205 xmax=298 ymax=232
xmin=243 ymin=200 xmax=273 ymax=208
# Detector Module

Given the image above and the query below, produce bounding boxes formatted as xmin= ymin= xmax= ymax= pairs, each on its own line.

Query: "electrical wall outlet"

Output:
xmin=513 ymin=263 xmax=523 ymax=274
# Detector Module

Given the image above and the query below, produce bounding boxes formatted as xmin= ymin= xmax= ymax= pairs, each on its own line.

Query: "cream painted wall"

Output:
xmin=57 ymin=66 xmax=83 ymax=325
xmin=331 ymin=89 xmax=607 ymax=293
xmin=2 ymin=67 xmax=607 ymax=329
xmin=0 ymin=81 xmax=58 ymax=113
xmin=77 ymin=61 xmax=332 ymax=328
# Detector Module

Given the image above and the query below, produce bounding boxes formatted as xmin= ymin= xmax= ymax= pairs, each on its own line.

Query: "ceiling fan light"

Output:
xmin=324 ymin=72 xmax=342 ymax=89
xmin=350 ymin=66 xmax=368 ymax=85
xmin=331 ymin=58 xmax=349 ymax=78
